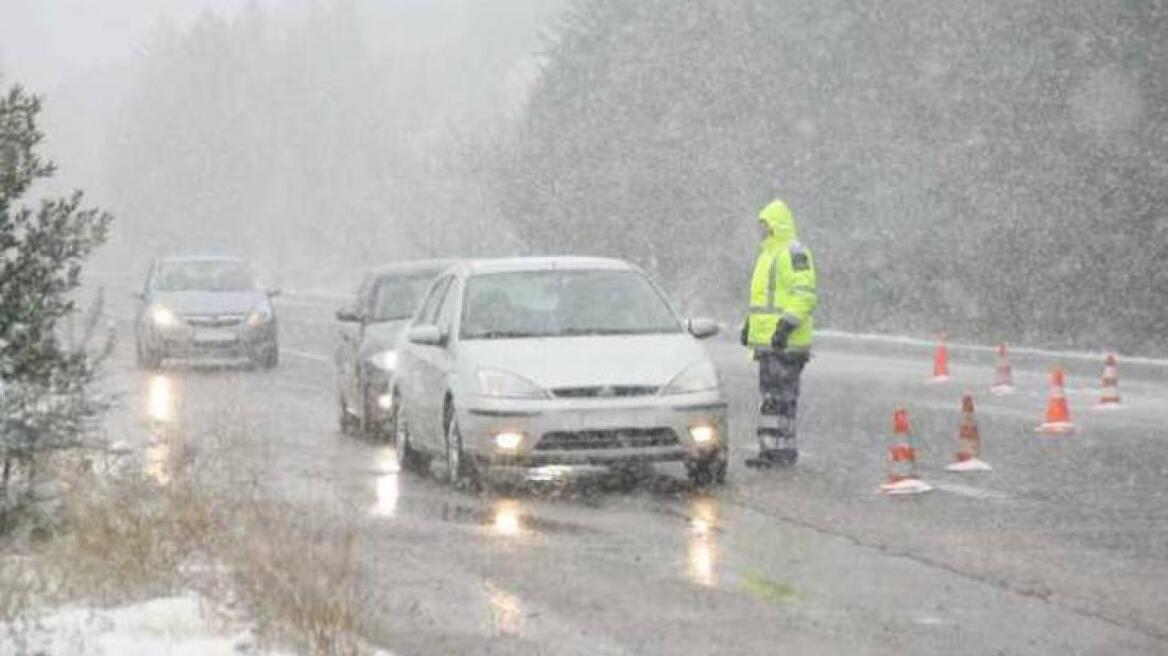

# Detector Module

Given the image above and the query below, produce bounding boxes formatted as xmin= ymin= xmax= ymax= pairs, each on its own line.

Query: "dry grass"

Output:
xmin=0 ymin=428 xmax=375 ymax=656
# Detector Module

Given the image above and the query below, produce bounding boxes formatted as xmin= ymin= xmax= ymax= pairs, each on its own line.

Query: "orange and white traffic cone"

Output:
xmin=1094 ymin=353 xmax=1122 ymax=410
xmin=945 ymin=394 xmax=992 ymax=472
xmin=1036 ymin=367 xmax=1076 ymax=435
xmin=990 ymin=343 xmax=1015 ymax=396
xmin=927 ymin=336 xmax=952 ymax=383
xmin=879 ymin=407 xmax=933 ymax=495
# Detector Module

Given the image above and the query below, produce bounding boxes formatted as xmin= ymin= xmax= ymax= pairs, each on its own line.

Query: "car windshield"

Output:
xmin=460 ymin=269 xmax=682 ymax=340
xmin=153 ymin=260 xmax=255 ymax=292
xmin=370 ymin=274 xmax=435 ymax=321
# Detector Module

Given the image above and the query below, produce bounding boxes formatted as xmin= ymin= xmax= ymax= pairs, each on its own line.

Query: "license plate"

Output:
xmin=194 ymin=329 xmax=237 ymax=344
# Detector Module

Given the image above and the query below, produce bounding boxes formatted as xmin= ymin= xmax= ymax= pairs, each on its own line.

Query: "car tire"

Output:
xmin=444 ymin=403 xmax=480 ymax=492
xmin=359 ymin=386 xmax=386 ymax=442
xmin=337 ymin=392 xmax=358 ymax=436
xmin=137 ymin=339 xmax=162 ymax=371
xmin=256 ymin=345 xmax=279 ymax=369
xmin=393 ymin=393 xmax=429 ymax=473
xmin=686 ymin=448 xmax=728 ymax=488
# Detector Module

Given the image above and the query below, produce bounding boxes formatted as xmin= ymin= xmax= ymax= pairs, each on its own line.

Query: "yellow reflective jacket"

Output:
xmin=747 ymin=200 xmax=817 ymax=351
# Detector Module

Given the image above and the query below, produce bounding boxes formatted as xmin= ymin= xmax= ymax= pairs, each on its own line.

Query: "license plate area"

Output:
xmin=194 ymin=328 xmax=237 ymax=344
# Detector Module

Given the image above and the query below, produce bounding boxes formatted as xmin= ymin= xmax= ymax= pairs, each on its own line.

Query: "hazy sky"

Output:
xmin=0 ymin=0 xmax=477 ymax=89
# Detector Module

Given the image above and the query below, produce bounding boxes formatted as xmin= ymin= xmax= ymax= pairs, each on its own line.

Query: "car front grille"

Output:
xmin=535 ymin=428 xmax=679 ymax=451
xmin=551 ymin=385 xmax=659 ymax=399
xmin=184 ymin=314 xmax=245 ymax=328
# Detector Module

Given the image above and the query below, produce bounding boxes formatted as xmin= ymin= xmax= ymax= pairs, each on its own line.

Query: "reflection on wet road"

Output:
xmin=370 ymin=447 xmax=400 ymax=518
xmin=687 ymin=495 xmax=720 ymax=587
xmin=490 ymin=498 xmax=524 ymax=537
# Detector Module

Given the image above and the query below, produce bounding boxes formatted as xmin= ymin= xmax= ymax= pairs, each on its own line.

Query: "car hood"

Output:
xmin=153 ymin=290 xmax=267 ymax=316
xmin=458 ymin=333 xmax=709 ymax=390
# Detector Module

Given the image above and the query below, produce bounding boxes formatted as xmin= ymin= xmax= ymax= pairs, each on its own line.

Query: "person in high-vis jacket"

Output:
xmin=740 ymin=199 xmax=817 ymax=467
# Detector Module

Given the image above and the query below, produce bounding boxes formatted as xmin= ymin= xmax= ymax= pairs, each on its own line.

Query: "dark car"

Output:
xmin=335 ymin=259 xmax=455 ymax=437
xmin=134 ymin=256 xmax=280 ymax=369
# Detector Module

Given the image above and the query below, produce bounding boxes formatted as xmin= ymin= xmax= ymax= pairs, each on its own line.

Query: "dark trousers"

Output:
xmin=757 ymin=351 xmax=809 ymax=455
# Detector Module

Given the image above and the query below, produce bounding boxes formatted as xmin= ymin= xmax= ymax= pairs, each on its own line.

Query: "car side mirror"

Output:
xmin=687 ymin=318 xmax=720 ymax=340
xmin=407 ymin=324 xmax=445 ymax=347
xmin=335 ymin=308 xmax=362 ymax=323
xmin=267 ymin=288 xmax=283 ymax=298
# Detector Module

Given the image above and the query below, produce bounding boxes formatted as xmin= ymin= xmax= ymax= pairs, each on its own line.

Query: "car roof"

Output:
xmin=364 ymin=259 xmax=460 ymax=278
xmin=461 ymin=256 xmax=637 ymax=276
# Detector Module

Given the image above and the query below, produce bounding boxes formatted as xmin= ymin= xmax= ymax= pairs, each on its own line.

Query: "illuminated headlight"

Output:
xmin=368 ymin=350 xmax=398 ymax=371
xmin=151 ymin=305 xmax=179 ymax=327
xmin=377 ymin=393 xmax=394 ymax=410
xmin=689 ymin=424 xmax=718 ymax=445
xmin=661 ymin=361 xmax=720 ymax=395
xmin=247 ymin=307 xmax=273 ymax=327
xmin=494 ymin=431 xmax=524 ymax=450
xmin=477 ymin=368 xmax=547 ymax=399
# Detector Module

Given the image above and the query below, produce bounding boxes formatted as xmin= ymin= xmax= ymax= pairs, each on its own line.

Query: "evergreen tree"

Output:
xmin=0 ymin=85 xmax=113 ymax=500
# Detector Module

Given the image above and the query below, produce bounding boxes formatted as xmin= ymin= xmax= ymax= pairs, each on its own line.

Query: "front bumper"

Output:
xmin=458 ymin=390 xmax=728 ymax=471
xmin=150 ymin=320 xmax=276 ymax=359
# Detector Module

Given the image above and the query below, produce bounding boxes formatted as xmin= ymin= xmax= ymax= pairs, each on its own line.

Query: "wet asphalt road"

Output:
xmin=99 ymin=290 xmax=1168 ymax=655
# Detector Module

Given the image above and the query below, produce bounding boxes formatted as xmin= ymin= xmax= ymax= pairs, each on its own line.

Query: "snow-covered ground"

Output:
xmin=1 ymin=595 xmax=285 ymax=656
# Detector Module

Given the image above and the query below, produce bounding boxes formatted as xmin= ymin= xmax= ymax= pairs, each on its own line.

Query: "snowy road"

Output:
xmin=96 ymin=291 xmax=1168 ymax=655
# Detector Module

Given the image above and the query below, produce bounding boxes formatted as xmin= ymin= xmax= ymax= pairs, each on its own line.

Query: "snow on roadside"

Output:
xmin=1 ymin=594 xmax=287 ymax=656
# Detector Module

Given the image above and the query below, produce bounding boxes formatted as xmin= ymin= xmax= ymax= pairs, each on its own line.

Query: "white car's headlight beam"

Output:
xmin=477 ymin=368 xmax=547 ymax=399
xmin=368 ymin=350 xmax=398 ymax=371
xmin=151 ymin=305 xmax=179 ymax=327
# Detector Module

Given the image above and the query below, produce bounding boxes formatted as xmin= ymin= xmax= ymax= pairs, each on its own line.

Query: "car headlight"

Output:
xmin=151 ymin=305 xmax=179 ymax=327
xmin=477 ymin=368 xmax=547 ymax=399
xmin=367 ymin=350 xmax=398 ymax=371
xmin=247 ymin=307 xmax=273 ymax=327
xmin=661 ymin=361 xmax=720 ymax=395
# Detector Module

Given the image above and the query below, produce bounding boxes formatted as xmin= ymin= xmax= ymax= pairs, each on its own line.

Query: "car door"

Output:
xmin=417 ymin=276 xmax=463 ymax=445
xmin=400 ymin=275 xmax=453 ymax=450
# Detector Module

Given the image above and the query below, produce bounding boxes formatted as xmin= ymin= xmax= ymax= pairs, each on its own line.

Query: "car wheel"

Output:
xmin=393 ymin=394 xmax=429 ymax=474
xmin=137 ymin=340 xmax=162 ymax=371
xmin=255 ymin=344 xmax=278 ymax=369
xmin=686 ymin=448 xmax=728 ymax=488
xmin=337 ymin=392 xmax=358 ymax=436
xmin=444 ymin=404 xmax=479 ymax=491
xmin=359 ymin=386 xmax=386 ymax=442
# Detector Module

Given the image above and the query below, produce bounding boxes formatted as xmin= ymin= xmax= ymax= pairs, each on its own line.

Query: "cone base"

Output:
xmin=1094 ymin=400 xmax=1123 ymax=410
xmin=879 ymin=478 xmax=934 ymax=495
xmin=1036 ymin=422 xmax=1076 ymax=435
xmin=927 ymin=375 xmax=952 ymax=384
xmin=990 ymin=384 xmax=1015 ymax=396
xmin=945 ymin=458 xmax=993 ymax=473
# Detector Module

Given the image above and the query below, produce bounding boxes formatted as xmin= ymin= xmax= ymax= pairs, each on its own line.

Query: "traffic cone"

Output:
xmin=990 ymin=343 xmax=1015 ymax=395
xmin=879 ymin=407 xmax=933 ymax=495
xmin=1094 ymin=353 xmax=1122 ymax=410
xmin=946 ymin=394 xmax=992 ymax=472
xmin=927 ymin=336 xmax=952 ymax=383
xmin=1036 ymin=367 xmax=1076 ymax=435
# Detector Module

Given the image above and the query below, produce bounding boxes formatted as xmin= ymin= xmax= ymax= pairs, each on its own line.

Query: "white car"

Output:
xmin=389 ymin=256 xmax=728 ymax=489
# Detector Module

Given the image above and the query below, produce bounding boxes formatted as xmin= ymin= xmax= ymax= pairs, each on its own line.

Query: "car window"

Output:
xmin=460 ymin=269 xmax=682 ymax=339
xmin=434 ymin=278 xmax=462 ymax=333
xmin=152 ymin=260 xmax=255 ymax=292
xmin=369 ymin=274 xmax=436 ymax=322
xmin=414 ymin=276 xmax=452 ymax=326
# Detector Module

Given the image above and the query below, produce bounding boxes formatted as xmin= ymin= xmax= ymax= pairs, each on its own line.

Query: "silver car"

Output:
xmin=390 ymin=257 xmax=728 ymax=489
xmin=134 ymin=255 xmax=280 ymax=369
xmin=334 ymin=260 xmax=456 ymax=438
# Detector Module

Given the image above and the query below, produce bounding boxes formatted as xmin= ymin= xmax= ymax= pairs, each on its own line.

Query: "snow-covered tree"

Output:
xmin=0 ymin=85 xmax=113 ymax=501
